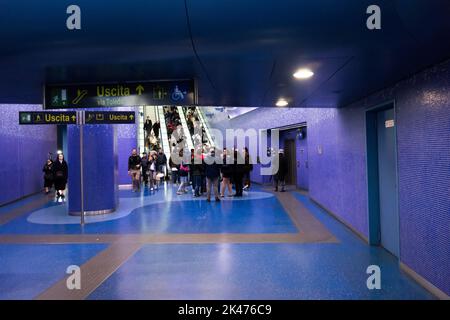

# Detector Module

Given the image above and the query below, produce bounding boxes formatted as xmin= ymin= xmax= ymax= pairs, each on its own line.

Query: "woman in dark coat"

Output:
xmin=220 ymin=148 xmax=233 ymax=197
xmin=43 ymin=159 xmax=54 ymax=194
xmin=233 ymin=149 xmax=245 ymax=197
xmin=53 ymin=153 xmax=68 ymax=199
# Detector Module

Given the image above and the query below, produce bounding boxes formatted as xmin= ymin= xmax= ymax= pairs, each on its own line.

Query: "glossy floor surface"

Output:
xmin=0 ymin=184 xmax=435 ymax=300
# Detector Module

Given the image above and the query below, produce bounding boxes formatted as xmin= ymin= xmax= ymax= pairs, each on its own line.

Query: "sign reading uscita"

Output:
xmin=44 ymin=80 xmax=196 ymax=109
xmin=19 ymin=111 xmax=77 ymax=125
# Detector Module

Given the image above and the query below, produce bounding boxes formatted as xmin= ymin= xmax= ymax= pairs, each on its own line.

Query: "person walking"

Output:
xmin=169 ymin=151 xmax=180 ymax=185
xmin=128 ymin=149 xmax=142 ymax=192
xmin=148 ymin=151 xmax=158 ymax=191
xmin=156 ymin=149 xmax=168 ymax=186
xmin=152 ymin=121 xmax=160 ymax=139
xmin=220 ymin=148 xmax=233 ymax=197
xmin=191 ymin=149 xmax=205 ymax=197
xmin=205 ymin=148 xmax=222 ymax=202
xmin=141 ymin=152 xmax=149 ymax=187
xmin=43 ymin=158 xmax=54 ymax=194
xmin=53 ymin=153 xmax=68 ymax=199
xmin=143 ymin=116 xmax=152 ymax=139
xmin=274 ymin=149 xmax=288 ymax=192
xmin=177 ymin=150 xmax=190 ymax=195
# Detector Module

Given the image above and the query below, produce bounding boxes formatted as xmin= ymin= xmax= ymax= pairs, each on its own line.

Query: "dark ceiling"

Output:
xmin=0 ymin=0 xmax=449 ymax=107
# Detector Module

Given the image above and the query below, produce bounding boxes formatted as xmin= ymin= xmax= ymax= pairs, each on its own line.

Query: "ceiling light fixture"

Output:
xmin=293 ymin=68 xmax=314 ymax=79
xmin=276 ymin=98 xmax=289 ymax=107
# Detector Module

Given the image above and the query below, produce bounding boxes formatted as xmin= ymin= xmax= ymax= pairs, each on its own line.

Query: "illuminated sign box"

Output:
xmin=84 ymin=111 xmax=136 ymax=124
xmin=44 ymin=80 xmax=197 ymax=109
xmin=19 ymin=112 xmax=77 ymax=125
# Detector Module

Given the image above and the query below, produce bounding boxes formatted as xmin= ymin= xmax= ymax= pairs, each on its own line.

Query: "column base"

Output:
xmin=69 ymin=208 xmax=115 ymax=216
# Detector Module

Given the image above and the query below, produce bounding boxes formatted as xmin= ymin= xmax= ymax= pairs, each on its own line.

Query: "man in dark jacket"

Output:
xmin=205 ymin=148 xmax=222 ymax=202
xmin=152 ymin=121 xmax=160 ymax=139
xmin=128 ymin=149 xmax=141 ymax=192
xmin=141 ymin=152 xmax=149 ymax=187
xmin=156 ymin=149 xmax=168 ymax=174
xmin=274 ymin=149 xmax=288 ymax=192
xmin=143 ymin=117 xmax=152 ymax=139
xmin=191 ymin=149 xmax=205 ymax=197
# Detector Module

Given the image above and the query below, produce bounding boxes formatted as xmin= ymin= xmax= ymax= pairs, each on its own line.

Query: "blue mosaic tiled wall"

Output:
xmin=116 ymin=107 xmax=138 ymax=185
xmin=226 ymin=60 xmax=450 ymax=296
xmin=0 ymin=104 xmax=57 ymax=205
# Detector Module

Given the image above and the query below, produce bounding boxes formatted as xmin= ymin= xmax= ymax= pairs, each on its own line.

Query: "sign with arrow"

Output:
xmin=44 ymin=79 xmax=196 ymax=109
xmin=19 ymin=111 xmax=77 ymax=125
xmin=84 ymin=111 xmax=136 ymax=124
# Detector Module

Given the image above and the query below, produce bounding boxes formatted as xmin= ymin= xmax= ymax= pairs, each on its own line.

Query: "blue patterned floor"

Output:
xmin=0 ymin=244 xmax=107 ymax=299
xmin=88 ymin=242 xmax=433 ymax=300
xmin=85 ymin=192 xmax=434 ymax=299
xmin=1 ymin=185 xmax=296 ymax=234
xmin=0 ymin=186 xmax=436 ymax=299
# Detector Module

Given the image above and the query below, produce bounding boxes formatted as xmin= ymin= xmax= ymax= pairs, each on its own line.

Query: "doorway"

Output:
xmin=366 ymin=101 xmax=400 ymax=258
xmin=284 ymin=139 xmax=297 ymax=186
xmin=297 ymin=127 xmax=309 ymax=190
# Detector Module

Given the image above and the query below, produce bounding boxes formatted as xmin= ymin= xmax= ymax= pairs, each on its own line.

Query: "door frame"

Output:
xmin=365 ymin=100 xmax=400 ymax=255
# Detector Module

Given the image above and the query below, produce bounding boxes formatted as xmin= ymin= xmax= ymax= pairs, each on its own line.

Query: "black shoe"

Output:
xmin=215 ymin=197 xmax=221 ymax=202
xmin=206 ymin=198 xmax=211 ymax=202
xmin=280 ymin=189 xmax=286 ymax=192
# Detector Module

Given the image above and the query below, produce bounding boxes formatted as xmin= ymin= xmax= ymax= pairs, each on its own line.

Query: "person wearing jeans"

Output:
xmin=128 ymin=149 xmax=141 ymax=192
xmin=177 ymin=150 xmax=190 ymax=195
xmin=191 ymin=149 xmax=204 ymax=197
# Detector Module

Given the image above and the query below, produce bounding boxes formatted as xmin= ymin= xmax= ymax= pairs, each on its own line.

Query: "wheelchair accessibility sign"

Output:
xmin=171 ymin=85 xmax=188 ymax=102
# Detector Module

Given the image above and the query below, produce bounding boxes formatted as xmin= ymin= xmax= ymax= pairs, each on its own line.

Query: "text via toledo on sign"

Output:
xmin=44 ymin=80 xmax=196 ymax=109
xmin=19 ymin=111 xmax=77 ymax=125
xmin=84 ymin=111 xmax=136 ymax=124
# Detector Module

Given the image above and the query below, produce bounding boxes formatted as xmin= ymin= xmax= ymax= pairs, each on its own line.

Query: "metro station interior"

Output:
xmin=0 ymin=1 xmax=449 ymax=300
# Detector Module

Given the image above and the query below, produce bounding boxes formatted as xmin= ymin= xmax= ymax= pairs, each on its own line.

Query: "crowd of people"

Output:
xmin=42 ymin=153 xmax=68 ymax=199
xmin=175 ymin=146 xmax=254 ymax=201
xmin=128 ymin=148 xmax=168 ymax=192
xmin=143 ymin=116 xmax=161 ymax=151
xmin=128 ymin=145 xmax=255 ymax=201
xmin=184 ymin=107 xmax=208 ymax=145
xmin=44 ymin=108 xmax=289 ymax=201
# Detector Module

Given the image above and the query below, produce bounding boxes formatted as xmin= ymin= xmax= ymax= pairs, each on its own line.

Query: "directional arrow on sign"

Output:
xmin=129 ymin=114 xmax=134 ymax=120
xmin=71 ymin=115 xmax=76 ymax=122
xmin=136 ymin=85 xmax=144 ymax=95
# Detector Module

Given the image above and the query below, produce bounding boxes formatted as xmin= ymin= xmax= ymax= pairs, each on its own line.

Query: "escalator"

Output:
xmin=176 ymin=106 xmax=194 ymax=151
xmin=142 ymin=106 xmax=162 ymax=153
xmin=183 ymin=107 xmax=215 ymax=149
xmin=157 ymin=106 xmax=172 ymax=163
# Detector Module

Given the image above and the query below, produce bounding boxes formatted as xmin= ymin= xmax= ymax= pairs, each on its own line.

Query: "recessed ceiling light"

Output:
xmin=276 ymin=98 xmax=288 ymax=107
xmin=293 ymin=68 xmax=314 ymax=79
